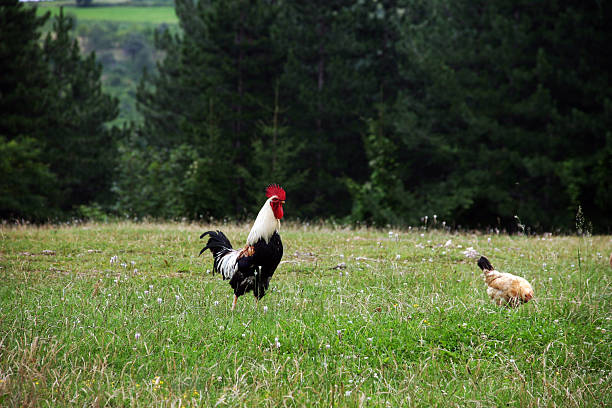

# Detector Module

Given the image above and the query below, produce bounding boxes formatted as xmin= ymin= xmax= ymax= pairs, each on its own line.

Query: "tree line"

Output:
xmin=1 ymin=0 xmax=611 ymax=231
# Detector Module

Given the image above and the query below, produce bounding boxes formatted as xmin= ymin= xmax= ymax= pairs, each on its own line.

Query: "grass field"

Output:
xmin=35 ymin=4 xmax=178 ymax=24
xmin=0 ymin=222 xmax=610 ymax=406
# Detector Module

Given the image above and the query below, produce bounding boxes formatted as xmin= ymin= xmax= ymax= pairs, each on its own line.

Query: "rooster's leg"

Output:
xmin=231 ymin=295 xmax=238 ymax=311
xmin=254 ymin=266 xmax=262 ymax=308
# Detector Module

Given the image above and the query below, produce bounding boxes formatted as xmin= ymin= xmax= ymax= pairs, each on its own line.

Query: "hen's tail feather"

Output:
xmin=478 ymin=256 xmax=494 ymax=271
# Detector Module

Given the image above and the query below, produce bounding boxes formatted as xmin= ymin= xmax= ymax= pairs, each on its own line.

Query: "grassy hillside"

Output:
xmin=36 ymin=4 xmax=178 ymax=24
xmin=1 ymin=223 xmax=610 ymax=406
xmin=32 ymin=2 xmax=177 ymax=125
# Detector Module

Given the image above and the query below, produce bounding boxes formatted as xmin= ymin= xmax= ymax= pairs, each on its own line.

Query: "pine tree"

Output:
xmin=0 ymin=1 xmax=50 ymax=141
xmin=0 ymin=3 xmax=121 ymax=220
xmin=277 ymin=0 xmax=371 ymax=218
xmin=0 ymin=2 xmax=56 ymax=219
xmin=134 ymin=0 xmax=287 ymax=218
xmin=42 ymin=9 xmax=121 ymax=211
xmin=358 ymin=0 xmax=612 ymax=230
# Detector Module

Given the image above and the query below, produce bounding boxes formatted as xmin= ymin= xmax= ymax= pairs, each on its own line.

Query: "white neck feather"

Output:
xmin=247 ymin=197 xmax=280 ymax=245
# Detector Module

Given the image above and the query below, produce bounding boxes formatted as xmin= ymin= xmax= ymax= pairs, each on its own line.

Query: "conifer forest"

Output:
xmin=2 ymin=0 xmax=611 ymax=232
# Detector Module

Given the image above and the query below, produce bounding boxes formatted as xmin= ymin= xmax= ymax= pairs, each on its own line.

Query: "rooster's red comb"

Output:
xmin=266 ymin=184 xmax=286 ymax=200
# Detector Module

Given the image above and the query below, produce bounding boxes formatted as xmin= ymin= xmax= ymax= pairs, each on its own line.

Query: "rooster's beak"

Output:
xmin=281 ymin=201 xmax=285 ymax=204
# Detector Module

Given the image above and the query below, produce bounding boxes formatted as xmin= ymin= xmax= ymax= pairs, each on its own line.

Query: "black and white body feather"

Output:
xmin=200 ymin=194 xmax=284 ymax=303
xmin=199 ymin=230 xmax=244 ymax=280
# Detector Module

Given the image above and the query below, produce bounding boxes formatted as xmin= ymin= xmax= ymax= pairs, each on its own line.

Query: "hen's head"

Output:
xmin=513 ymin=280 xmax=534 ymax=305
xmin=266 ymin=184 xmax=286 ymax=220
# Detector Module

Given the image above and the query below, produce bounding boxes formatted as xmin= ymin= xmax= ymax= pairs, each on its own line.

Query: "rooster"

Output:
xmin=477 ymin=256 xmax=534 ymax=307
xmin=199 ymin=184 xmax=285 ymax=310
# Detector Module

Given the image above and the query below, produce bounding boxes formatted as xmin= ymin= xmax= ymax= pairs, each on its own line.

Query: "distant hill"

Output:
xmin=32 ymin=2 xmax=178 ymax=125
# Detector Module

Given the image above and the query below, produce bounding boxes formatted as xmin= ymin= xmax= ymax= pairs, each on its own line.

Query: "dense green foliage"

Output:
xmin=1 ymin=223 xmax=610 ymax=405
xmin=2 ymin=0 xmax=611 ymax=230
xmin=0 ymin=2 xmax=122 ymax=220
xmin=357 ymin=0 xmax=612 ymax=230
xmin=117 ymin=0 xmax=611 ymax=230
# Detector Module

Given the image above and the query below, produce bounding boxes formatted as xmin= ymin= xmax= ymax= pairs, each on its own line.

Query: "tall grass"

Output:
xmin=0 ymin=222 xmax=610 ymax=406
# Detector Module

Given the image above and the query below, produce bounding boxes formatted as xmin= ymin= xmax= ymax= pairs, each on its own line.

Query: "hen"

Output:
xmin=199 ymin=184 xmax=285 ymax=310
xmin=477 ymin=256 xmax=534 ymax=307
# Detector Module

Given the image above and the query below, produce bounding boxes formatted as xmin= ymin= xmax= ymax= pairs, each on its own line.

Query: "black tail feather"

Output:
xmin=199 ymin=230 xmax=233 ymax=256
xmin=477 ymin=256 xmax=494 ymax=271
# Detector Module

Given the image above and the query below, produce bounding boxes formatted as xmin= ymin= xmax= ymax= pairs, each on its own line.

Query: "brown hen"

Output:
xmin=477 ymin=256 xmax=534 ymax=307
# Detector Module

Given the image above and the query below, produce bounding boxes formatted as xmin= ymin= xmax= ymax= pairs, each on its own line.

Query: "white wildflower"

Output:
xmin=157 ymin=297 xmax=162 ymax=304
xmin=462 ymin=247 xmax=479 ymax=258
xmin=263 ymin=305 xmax=268 ymax=313
xmin=134 ymin=332 xmax=141 ymax=340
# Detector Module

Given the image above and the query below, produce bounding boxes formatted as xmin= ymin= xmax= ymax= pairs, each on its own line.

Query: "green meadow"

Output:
xmin=0 ymin=222 xmax=610 ymax=406
xmin=35 ymin=5 xmax=178 ymax=24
